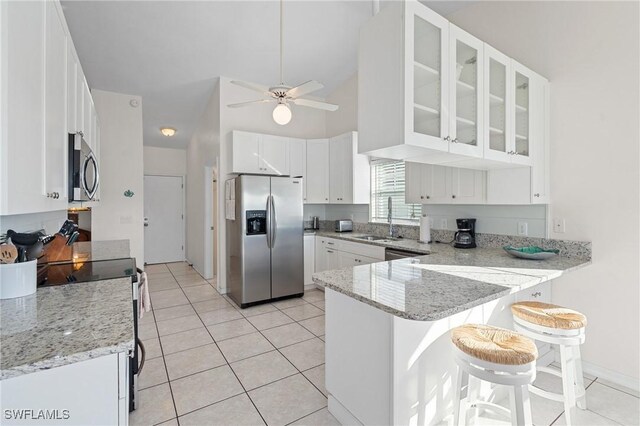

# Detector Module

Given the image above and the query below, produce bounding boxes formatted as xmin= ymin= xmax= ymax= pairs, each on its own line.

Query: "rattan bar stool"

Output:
xmin=451 ymin=324 xmax=538 ymax=426
xmin=511 ymin=301 xmax=588 ymax=426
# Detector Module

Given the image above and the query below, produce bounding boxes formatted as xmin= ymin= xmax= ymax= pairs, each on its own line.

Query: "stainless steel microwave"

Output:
xmin=68 ymin=132 xmax=99 ymax=202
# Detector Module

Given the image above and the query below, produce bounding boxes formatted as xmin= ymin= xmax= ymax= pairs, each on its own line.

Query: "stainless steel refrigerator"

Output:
xmin=227 ymin=175 xmax=304 ymax=308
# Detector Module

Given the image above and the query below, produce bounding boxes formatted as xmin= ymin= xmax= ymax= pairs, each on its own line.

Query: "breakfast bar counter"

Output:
xmin=312 ymin=245 xmax=590 ymax=426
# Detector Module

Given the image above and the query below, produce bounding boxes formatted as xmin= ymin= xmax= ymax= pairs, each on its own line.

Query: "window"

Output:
xmin=370 ymin=160 xmax=420 ymax=223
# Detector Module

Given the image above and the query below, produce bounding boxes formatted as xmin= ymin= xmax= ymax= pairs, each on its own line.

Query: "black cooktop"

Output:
xmin=38 ymin=258 xmax=137 ymax=286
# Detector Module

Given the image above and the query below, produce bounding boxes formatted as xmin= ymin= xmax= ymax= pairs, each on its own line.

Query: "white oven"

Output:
xmin=68 ymin=132 xmax=99 ymax=202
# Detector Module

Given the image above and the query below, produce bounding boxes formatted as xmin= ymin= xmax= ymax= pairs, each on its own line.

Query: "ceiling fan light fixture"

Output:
xmin=160 ymin=127 xmax=176 ymax=137
xmin=272 ymin=102 xmax=292 ymax=125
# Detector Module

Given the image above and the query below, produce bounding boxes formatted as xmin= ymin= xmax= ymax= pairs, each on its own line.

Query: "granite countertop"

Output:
xmin=70 ymin=240 xmax=130 ymax=263
xmin=311 ymin=234 xmax=591 ymax=322
xmin=0 ymin=278 xmax=134 ymax=380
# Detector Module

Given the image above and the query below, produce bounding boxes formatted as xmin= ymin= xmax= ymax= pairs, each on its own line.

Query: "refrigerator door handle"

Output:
xmin=271 ymin=195 xmax=277 ymax=248
xmin=266 ymin=195 xmax=272 ymax=248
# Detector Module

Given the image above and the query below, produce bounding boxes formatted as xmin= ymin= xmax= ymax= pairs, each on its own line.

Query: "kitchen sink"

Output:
xmin=353 ymin=235 xmax=388 ymax=241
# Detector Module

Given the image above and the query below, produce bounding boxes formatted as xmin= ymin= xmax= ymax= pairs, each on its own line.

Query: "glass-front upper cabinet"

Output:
xmin=448 ymin=25 xmax=483 ymax=158
xmin=407 ymin=1 xmax=450 ymax=151
xmin=483 ymin=45 xmax=511 ymax=162
xmin=511 ymin=61 xmax=534 ymax=166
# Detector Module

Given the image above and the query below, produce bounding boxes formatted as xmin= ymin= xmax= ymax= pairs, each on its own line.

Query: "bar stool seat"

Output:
xmin=450 ymin=324 xmax=538 ymax=426
xmin=511 ymin=301 xmax=587 ymax=330
xmin=452 ymin=324 xmax=538 ymax=365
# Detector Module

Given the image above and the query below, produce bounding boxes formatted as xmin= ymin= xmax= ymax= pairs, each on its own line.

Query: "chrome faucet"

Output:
xmin=387 ymin=196 xmax=395 ymax=237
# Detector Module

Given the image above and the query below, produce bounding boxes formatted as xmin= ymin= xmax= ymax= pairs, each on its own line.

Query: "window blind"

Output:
xmin=370 ymin=160 xmax=420 ymax=223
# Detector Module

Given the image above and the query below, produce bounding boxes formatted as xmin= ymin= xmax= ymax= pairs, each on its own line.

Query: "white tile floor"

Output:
xmin=131 ymin=262 xmax=337 ymax=426
xmin=132 ymin=262 xmax=639 ymax=426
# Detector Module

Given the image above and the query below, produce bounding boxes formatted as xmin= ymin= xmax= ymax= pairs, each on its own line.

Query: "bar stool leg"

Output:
xmin=573 ymin=345 xmax=587 ymax=410
xmin=453 ymin=365 xmax=469 ymax=426
xmin=467 ymin=376 xmax=481 ymax=424
xmin=560 ymin=344 xmax=578 ymax=425
xmin=509 ymin=384 xmax=533 ymax=426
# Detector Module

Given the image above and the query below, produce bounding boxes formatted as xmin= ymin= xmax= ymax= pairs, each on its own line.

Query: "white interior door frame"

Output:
xmin=204 ymin=159 xmax=219 ymax=282
xmin=143 ymin=174 xmax=186 ymax=264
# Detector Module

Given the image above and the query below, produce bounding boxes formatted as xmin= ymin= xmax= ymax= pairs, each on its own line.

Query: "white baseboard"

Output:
xmin=328 ymin=395 xmax=363 ymax=426
xmin=553 ymin=349 xmax=640 ymax=392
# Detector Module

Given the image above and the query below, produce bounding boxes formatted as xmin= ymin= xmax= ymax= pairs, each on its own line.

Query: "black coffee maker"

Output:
xmin=454 ymin=218 xmax=477 ymax=249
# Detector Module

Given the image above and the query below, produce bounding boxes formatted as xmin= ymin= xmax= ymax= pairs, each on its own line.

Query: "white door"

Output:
xmin=144 ymin=175 xmax=184 ymax=264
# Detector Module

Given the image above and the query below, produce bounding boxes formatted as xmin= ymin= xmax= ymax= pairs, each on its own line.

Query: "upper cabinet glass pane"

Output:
xmin=454 ymin=40 xmax=478 ymax=146
xmin=515 ymin=72 xmax=530 ymax=157
xmin=413 ymin=15 xmax=441 ymax=138
xmin=488 ymin=58 xmax=507 ymax=153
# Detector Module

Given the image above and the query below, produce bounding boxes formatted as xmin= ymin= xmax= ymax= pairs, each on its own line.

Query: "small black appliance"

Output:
xmin=454 ymin=218 xmax=477 ymax=249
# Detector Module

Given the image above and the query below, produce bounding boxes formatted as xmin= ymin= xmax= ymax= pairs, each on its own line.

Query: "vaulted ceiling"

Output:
xmin=62 ymin=1 xmax=473 ymax=149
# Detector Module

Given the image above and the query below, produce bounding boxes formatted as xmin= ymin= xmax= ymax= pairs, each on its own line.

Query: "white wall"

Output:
xmin=92 ymin=90 xmax=145 ymax=265
xmin=448 ymin=0 xmax=640 ymax=385
xmin=186 ymin=81 xmax=220 ymax=277
xmin=325 ymin=73 xmax=358 ymax=137
xmin=143 ymin=146 xmax=187 ymax=176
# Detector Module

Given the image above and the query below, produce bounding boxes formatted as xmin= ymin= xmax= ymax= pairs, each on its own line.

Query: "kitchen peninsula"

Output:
xmin=312 ymin=240 xmax=591 ymax=426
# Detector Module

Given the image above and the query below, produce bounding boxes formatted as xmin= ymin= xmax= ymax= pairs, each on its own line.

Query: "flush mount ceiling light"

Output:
xmin=227 ymin=0 xmax=338 ymax=126
xmin=160 ymin=127 xmax=176 ymax=137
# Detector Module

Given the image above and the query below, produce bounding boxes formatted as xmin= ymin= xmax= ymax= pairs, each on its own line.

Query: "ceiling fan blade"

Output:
xmin=291 ymin=98 xmax=339 ymax=112
xmin=227 ymin=99 xmax=273 ymax=108
xmin=286 ymin=80 xmax=324 ymax=99
xmin=230 ymin=80 xmax=272 ymax=95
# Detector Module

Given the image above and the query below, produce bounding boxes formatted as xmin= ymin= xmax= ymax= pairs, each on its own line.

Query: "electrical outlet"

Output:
xmin=553 ymin=218 xmax=566 ymax=233
xmin=440 ymin=219 xmax=448 ymax=229
xmin=517 ymin=222 xmax=528 ymax=236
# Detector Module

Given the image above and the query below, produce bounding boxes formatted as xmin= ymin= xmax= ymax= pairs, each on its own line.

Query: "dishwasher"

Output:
xmin=384 ymin=248 xmax=425 ymax=260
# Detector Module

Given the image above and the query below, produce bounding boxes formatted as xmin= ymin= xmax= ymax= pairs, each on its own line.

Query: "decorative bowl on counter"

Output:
xmin=503 ymin=245 xmax=560 ymax=260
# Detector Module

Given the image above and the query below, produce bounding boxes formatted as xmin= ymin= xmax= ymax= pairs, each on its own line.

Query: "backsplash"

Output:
xmin=0 ymin=210 xmax=68 ymax=241
xmin=316 ymin=220 xmax=591 ymax=259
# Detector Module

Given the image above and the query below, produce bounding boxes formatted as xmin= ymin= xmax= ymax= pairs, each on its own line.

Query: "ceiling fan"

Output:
xmin=227 ymin=0 xmax=339 ymax=125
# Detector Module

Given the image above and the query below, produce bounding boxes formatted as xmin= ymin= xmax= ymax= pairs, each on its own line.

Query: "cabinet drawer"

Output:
xmin=337 ymin=240 xmax=385 ymax=260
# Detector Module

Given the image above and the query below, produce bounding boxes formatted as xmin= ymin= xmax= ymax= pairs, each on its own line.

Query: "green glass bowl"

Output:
xmin=503 ymin=245 xmax=560 ymax=260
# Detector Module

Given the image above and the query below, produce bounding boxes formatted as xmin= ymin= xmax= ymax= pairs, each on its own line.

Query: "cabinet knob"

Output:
xmin=325 ymin=198 xmax=328 ymax=201
xmin=531 ymin=291 xmax=542 ymax=298
xmin=452 ymin=138 xmax=459 ymax=143
xmin=327 ymin=250 xmax=334 ymax=253
xmin=420 ymin=196 xmax=424 ymax=199
xmin=452 ymin=195 xmax=456 ymax=199
xmin=426 ymin=195 xmax=430 ymax=199
xmin=534 ymin=193 xmax=540 ymax=197
xmin=444 ymin=136 xmax=451 ymax=142
xmin=46 ymin=193 xmax=51 ymax=198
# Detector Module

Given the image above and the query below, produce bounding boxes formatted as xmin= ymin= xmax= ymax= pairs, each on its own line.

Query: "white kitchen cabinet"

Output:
xmin=316 ymin=237 xmax=385 ymax=272
xmin=304 ymin=234 xmax=315 ymax=285
xmin=289 ymin=138 xmax=307 ymax=201
xmin=231 ymin=131 xmax=261 ymax=174
xmin=406 ymin=162 xmax=485 ymax=204
xmin=359 ymin=0 xmax=549 ymax=174
xmin=329 ymin=132 xmax=370 ymax=204
xmin=44 ymin=1 xmax=69 ymax=206
xmin=324 ymin=247 xmax=339 ymax=271
xmin=261 ymin=134 xmax=289 ymax=175
xmin=0 ymin=0 xmax=100 ymax=215
xmin=83 ymin=82 xmax=94 ymax=149
xmin=0 ymin=352 xmax=129 ymax=426
xmin=231 ymin=131 xmax=290 ymax=176
xmin=486 ymin=76 xmax=549 ymax=205
xmin=306 ymin=139 xmax=330 ymax=204
xmin=448 ymin=24 xmax=484 ymax=159
xmin=0 ymin=1 xmax=47 ymax=215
